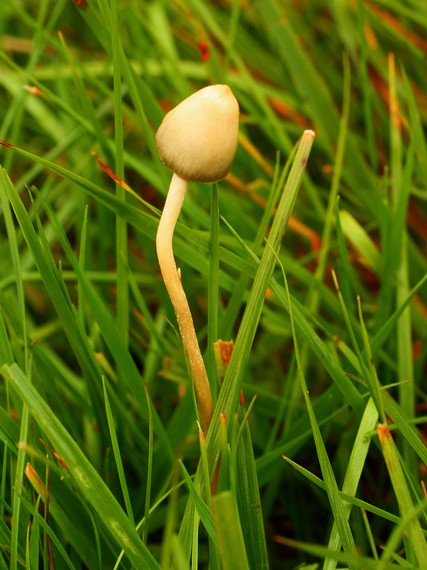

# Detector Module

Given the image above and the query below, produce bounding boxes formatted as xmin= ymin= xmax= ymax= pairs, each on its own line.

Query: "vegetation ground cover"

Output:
xmin=0 ymin=1 xmax=426 ymax=568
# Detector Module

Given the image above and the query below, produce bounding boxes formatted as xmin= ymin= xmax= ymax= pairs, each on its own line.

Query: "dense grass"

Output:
xmin=1 ymin=1 xmax=426 ymax=568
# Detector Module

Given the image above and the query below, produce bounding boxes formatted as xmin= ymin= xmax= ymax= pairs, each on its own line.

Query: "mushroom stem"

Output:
xmin=156 ymin=172 xmax=213 ymax=431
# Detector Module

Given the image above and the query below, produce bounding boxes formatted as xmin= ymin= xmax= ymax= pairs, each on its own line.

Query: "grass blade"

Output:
xmin=234 ymin=398 xmax=269 ymax=570
xmin=178 ymin=130 xmax=315 ymax=563
xmin=323 ymin=398 xmax=379 ymax=570
xmin=212 ymin=491 xmax=250 ymax=570
xmin=102 ymin=377 xmax=135 ymax=526
xmin=377 ymin=423 xmax=427 ymax=567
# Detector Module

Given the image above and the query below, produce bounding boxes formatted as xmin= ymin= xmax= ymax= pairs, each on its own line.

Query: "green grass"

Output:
xmin=0 ymin=1 xmax=426 ymax=568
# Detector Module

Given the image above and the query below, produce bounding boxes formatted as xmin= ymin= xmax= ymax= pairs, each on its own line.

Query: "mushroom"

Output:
xmin=155 ymin=84 xmax=239 ymax=431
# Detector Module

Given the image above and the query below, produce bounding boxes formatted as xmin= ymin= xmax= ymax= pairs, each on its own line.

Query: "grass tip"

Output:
xmin=303 ymin=129 xmax=316 ymax=138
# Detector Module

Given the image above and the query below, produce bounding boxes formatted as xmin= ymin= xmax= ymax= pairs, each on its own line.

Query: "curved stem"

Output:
xmin=156 ymin=173 xmax=213 ymax=431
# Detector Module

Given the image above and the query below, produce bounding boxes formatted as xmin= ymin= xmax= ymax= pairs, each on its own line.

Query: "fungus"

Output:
xmin=155 ymin=84 xmax=239 ymax=431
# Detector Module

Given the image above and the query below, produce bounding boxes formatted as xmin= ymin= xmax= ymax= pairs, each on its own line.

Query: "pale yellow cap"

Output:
xmin=155 ymin=84 xmax=239 ymax=183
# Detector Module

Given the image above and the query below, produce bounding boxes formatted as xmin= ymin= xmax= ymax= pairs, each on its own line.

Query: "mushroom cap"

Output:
xmin=155 ymin=84 xmax=239 ymax=183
